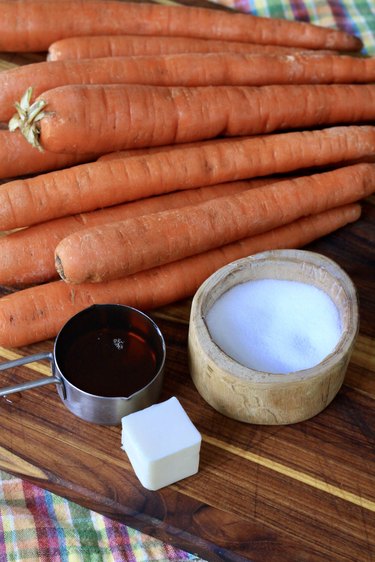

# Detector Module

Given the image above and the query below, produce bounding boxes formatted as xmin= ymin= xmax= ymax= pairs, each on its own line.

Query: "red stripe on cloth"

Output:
xmin=22 ymin=479 xmax=65 ymax=561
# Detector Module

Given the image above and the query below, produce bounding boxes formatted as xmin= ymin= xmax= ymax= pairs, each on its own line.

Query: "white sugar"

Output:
xmin=205 ymin=279 xmax=342 ymax=374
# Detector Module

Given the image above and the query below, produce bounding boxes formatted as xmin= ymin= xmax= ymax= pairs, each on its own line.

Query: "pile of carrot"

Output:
xmin=0 ymin=0 xmax=374 ymax=348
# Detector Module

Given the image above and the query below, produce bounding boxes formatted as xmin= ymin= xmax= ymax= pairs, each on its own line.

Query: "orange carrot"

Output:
xmin=97 ymin=146 xmax=182 ymax=162
xmin=47 ymin=34 xmax=334 ymax=61
xmin=3 ymin=52 xmax=375 ymax=123
xmin=54 ymin=163 xmax=375 ymax=284
xmin=99 ymin=142 xmax=372 ymax=171
xmin=0 ymin=177 xmax=279 ymax=286
xmin=0 ymin=125 xmax=374 ymax=231
xmin=0 ymin=204 xmax=361 ymax=348
xmin=0 ymin=0 xmax=361 ymax=53
xmin=11 ymin=83 xmax=375 ymax=154
xmin=0 ymin=129 xmax=97 ymax=179
xmin=96 ymin=141 xmax=246 ymax=162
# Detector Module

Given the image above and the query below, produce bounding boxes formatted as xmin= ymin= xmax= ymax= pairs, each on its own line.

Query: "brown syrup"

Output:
xmin=60 ymin=327 xmax=157 ymax=397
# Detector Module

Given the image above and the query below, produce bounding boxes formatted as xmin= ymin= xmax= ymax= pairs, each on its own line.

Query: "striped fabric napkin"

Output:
xmin=0 ymin=470 xmax=204 ymax=561
xmin=0 ymin=0 xmax=373 ymax=560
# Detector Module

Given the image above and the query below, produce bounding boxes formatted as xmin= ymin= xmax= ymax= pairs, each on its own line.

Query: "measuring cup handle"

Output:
xmin=0 ymin=351 xmax=53 ymax=371
xmin=0 ymin=351 xmax=60 ymax=397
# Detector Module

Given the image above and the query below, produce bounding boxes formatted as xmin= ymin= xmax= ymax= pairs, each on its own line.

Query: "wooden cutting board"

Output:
xmin=0 ymin=3 xmax=374 ymax=560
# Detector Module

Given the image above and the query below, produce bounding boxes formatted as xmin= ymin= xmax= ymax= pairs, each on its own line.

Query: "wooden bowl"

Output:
xmin=188 ymin=249 xmax=359 ymax=425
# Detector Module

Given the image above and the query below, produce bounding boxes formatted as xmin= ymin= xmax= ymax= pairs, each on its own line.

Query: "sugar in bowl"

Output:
xmin=188 ymin=249 xmax=359 ymax=424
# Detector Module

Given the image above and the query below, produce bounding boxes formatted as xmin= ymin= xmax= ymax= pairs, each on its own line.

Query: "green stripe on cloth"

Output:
xmin=0 ymin=471 xmax=205 ymax=561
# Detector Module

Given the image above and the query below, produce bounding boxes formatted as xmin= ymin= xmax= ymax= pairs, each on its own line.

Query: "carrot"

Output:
xmin=3 ymin=53 xmax=375 ymax=126
xmin=97 ymin=146 xmax=183 ymax=162
xmin=0 ymin=203 xmax=361 ymax=348
xmin=54 ymin=163 xmax=375 ymax=284
xmin=0 ymin=125 xmax=374 ymax=231
xmin=0 ymin=0 xmax=361 ymax=53
xmin=0 ymin=129 xmax=97 ymax=179
xmin=0 ymin=177 xmax=279 ymax=287
xmin=100 ymin=142 xmax=375 ymax=171
xmin=11 ymin=83 xmax=375 ymax=154
xmin=47 ymin=34 xmax=335 ymax=61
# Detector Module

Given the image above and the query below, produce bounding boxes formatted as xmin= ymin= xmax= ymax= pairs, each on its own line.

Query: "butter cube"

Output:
xmin=121 ymin=397 xmax=202 ymax=491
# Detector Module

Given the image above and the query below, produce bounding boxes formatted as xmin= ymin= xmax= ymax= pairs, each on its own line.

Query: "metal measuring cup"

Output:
xmin=0 ymin=304 xmax=166 ymax=425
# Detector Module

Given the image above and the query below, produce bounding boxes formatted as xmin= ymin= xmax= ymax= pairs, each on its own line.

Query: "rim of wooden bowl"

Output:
xmin=190 ymin=249 xmax=359 ymax=384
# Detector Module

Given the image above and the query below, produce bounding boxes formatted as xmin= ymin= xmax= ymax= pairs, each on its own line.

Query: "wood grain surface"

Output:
xmin=0 ymin=3 xmax=374 ymax=560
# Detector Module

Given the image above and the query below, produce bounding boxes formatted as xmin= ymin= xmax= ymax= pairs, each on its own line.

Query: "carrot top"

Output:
xmin=8 ymin=87 xmax=46 ymax=151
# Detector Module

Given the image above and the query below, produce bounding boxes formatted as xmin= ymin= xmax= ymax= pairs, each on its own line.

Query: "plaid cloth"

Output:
xmin=0 ymin=470 xmax=204 ymax=562
xmin=0 ymin=0 xmax=373 ymax=560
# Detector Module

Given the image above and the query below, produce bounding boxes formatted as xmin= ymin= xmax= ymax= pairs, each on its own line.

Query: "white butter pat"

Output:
xmin=121 ymin=397 xmax=202 ymax=491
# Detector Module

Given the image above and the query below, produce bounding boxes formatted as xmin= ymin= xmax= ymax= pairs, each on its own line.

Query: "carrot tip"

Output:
xmin=8 ymin=87 xmax=46 ymax=152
